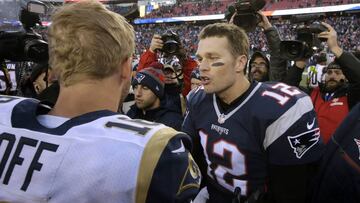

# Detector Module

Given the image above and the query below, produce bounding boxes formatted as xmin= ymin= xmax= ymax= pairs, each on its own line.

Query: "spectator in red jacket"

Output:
xmin=137 ymin=33 xmax=197 ymax=97
xmin=286 ymin=22 xmax=360 ymax=143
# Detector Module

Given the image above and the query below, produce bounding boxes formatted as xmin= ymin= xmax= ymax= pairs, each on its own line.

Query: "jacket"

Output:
xmin=310 ymin=86 xmax=349 ymax=143
xmin=137 ymin=49 xmax=197 ymax=97
xmin=287 ymin=51 xmax=360 ymax=143
xmin=126 ymin=100 xmax=183 ymax=131
xmin=265 ymin=27 xmax=289 ymax=82
xmin=248 ymin=26 xmax=289 ymax=83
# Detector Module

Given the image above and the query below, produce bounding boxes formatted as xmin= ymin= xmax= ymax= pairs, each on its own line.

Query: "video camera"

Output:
xmin=158 ymin=30 xmax=180 ymax=55
xmin=225 ymin=0 xmax=266 ymax=32
xmin=279 ymin=15 xmax=328 ymax=60
xmin=0 ymin=0 xmax=48 ymax=63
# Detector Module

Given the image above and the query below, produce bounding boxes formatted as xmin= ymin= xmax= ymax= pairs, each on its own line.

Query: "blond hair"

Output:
xmin=199 ymin=23 xmax=249 ymax=58
xmin=48 ymin=0 xmax=135 ymax=86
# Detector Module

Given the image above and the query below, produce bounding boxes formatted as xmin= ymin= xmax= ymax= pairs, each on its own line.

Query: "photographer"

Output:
xmin=230 ymin=10 xmax=288 ymax=83
xmin=285 ymin=22 xmax=360 ymax=143
xmin=137 ymin=33 xmax=197 ymax=97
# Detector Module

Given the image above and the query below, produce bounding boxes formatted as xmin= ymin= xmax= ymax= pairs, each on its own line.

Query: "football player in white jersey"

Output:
xmin=0 ymin=1 xmax=200 ymax=202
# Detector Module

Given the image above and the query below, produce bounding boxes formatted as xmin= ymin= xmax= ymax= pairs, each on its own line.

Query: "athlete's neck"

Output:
xmin=217 ymin=76 xmax=250 ymax=104
xmin=49 ymin=77 xmax=122 ymax=118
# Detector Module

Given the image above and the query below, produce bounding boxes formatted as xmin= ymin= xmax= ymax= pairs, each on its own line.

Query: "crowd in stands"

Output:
xmin=109 ymin=3 xmax=138 ymax=17
xmin=1 ymin=1 xmax=360 ymax=202
xmin=133 ymin=14 xmax=359 ymax=56
xmin=134 ymin=23 xmax=202 ymax=56
xmin=144 ymin=0 xmax=360 ymax=18
xmin=0 ymin=1 xmax=358 ymax=57
xmin=249 ymin=14 xmax=360 ymax=52
xmin=0 ymin=0 xmax=18 ymax=20
xmin=144 ymin=0 xmax=231 ymax=18
xmin=266 ymin=0 xmax=359 ymax=10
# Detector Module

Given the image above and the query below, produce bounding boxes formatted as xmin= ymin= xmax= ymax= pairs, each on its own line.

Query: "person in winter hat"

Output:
xmin=248 ymin=51 xmax=270 ymax=82
xmin=127 ymin=67 xmax=183 ymax=130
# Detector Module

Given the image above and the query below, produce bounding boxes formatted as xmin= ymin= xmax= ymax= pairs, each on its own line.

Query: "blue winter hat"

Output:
xmin=132 ymin=67 xmax=165 ymax=98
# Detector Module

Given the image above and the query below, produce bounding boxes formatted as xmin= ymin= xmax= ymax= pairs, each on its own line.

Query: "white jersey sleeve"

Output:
xmin=0 ymin=95 xmax=200 ymax=203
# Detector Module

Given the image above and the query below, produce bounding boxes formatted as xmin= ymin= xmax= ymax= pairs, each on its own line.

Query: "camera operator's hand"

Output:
xmin=149 ymin=34 xmax=163 ymax=53
xmin=257 ymin=11 xmax=272 ymax=30
xmin=229 ymin=12 xmax=236 ymax=24
xmin=318 ymin=22 xmax=343 ymax=58
xmin=295 ymin=59 xmax=307 ymax=69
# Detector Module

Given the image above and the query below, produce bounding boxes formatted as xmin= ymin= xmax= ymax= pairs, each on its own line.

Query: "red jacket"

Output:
xmin=311 ymin=87 xmax=349 ymax=143
xmin=137 ymin=49 xmax=197 ymax=97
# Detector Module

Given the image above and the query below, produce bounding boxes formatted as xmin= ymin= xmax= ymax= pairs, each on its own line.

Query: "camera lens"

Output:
xmin=280 ymin=40 xmax=308 ymax=60
xmin=289 ymin=44 xmax=301 ymax=55
xmin=163 ymin=40 xmax=178 ymax=54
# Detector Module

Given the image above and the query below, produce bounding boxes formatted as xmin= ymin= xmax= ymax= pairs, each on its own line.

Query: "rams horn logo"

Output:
xmin=288 ymin=128 xmax=320 ymax=159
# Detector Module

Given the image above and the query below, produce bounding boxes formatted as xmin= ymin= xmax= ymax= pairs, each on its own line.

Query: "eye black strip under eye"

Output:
xmin=211 ymin=62 xmax=225 ymax=67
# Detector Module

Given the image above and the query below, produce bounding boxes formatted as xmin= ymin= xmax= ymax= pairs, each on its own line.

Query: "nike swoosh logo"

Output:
xmin=171 ymin=141 xmax=186 ymax=153
xmin=307 ymin=118 xmax=316 ymax=130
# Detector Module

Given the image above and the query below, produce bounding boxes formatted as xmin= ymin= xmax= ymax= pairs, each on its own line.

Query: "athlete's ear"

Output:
xmin=234 ymin=55 xmax=248 ymax=73
xmin=120 ymin=56 xmax=132 ymax=79
xmin=33 ymin=82 xmax=40 ymax=94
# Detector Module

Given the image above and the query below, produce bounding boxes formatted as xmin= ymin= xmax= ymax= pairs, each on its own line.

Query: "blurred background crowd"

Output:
xmin=1 ymin=0 xmax=360 ymax=136
xmin=1 ymin=0 xmax=359 ymax=57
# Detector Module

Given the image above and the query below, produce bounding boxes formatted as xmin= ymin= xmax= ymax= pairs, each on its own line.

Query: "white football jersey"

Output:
xmin=0 ymin=95 xmax=200 ymax=203
xmin=307 ymin=64 xmax=325 ymax=88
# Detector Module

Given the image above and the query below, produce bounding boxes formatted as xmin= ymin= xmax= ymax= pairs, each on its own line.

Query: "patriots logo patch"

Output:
xmin=135 ymin=73 xmax=146 ymax=83
xmin=288 ymin=128 xmax=320 ymax=159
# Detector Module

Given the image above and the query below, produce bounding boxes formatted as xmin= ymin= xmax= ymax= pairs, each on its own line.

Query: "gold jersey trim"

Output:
xmin=135 ymin=127 xmax=178 ymax=203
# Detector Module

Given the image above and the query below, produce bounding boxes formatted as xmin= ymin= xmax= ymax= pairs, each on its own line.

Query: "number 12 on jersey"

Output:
xmin=199 ymin=130 xmax=248 ymax=195
xmin=262 ymin=83 xmax=301 ymax=105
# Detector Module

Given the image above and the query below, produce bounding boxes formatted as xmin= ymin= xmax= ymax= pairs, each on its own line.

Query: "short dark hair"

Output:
xmin=199 ymin=23 xmax=249 ymax=58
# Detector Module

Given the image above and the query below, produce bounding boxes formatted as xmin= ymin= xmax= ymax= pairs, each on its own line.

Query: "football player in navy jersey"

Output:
xmin=311 ymin=103 xmax=360 ymax=203
xmin=183 ymin=23 xmax=324 ymax=203
xmin=0 ymin=1 xmax=200 ymax=202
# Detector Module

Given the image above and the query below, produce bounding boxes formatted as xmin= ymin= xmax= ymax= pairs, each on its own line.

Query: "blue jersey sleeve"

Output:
xmin=145 ymin=133 xmax=201 ymax=203
xmin=182 ymin=88 xmax=209 ymax=189
xmin=265 ymin=96 xmax=325 ymax=165
xmin=182 ymin=87 xmax=204 ymax=139
xmin=312 ymin=103 xmax=360 ymax=203
xmin=182 ymin=109 xmax=197 ymax=140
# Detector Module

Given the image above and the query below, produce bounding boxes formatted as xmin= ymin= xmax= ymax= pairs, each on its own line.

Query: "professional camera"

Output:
xmin=158 ymin=30 xmax=180 ymax=55
xmin=0 ymin=0 xmax=48 ymax=63
xmin=225 ymin=0 xmax=266 ymax=32
xmin=280 ymin=15 xmax=328 ymax=60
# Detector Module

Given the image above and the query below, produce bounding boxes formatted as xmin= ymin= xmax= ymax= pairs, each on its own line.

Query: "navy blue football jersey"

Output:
xmin=182 ymin=81 xmax=324 ymax=201
xmin=0 ymin=95 xmax=201 ymax=203
xmin=312 ymin=103 xmax=360 ymax=203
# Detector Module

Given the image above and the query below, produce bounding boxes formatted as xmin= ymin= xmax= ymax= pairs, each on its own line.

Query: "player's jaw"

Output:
xmin=200 ymin=75 xmax=215 ymax=93
xmin=201 ymin=74 xmax=224 ymax=94
xmin=251 ymin=70 xmax=265 ymax=81
xmin=324 ymin=79 xmax=340 ymax=91
xmin=135 ymin=98 xmax=145 ymax=108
